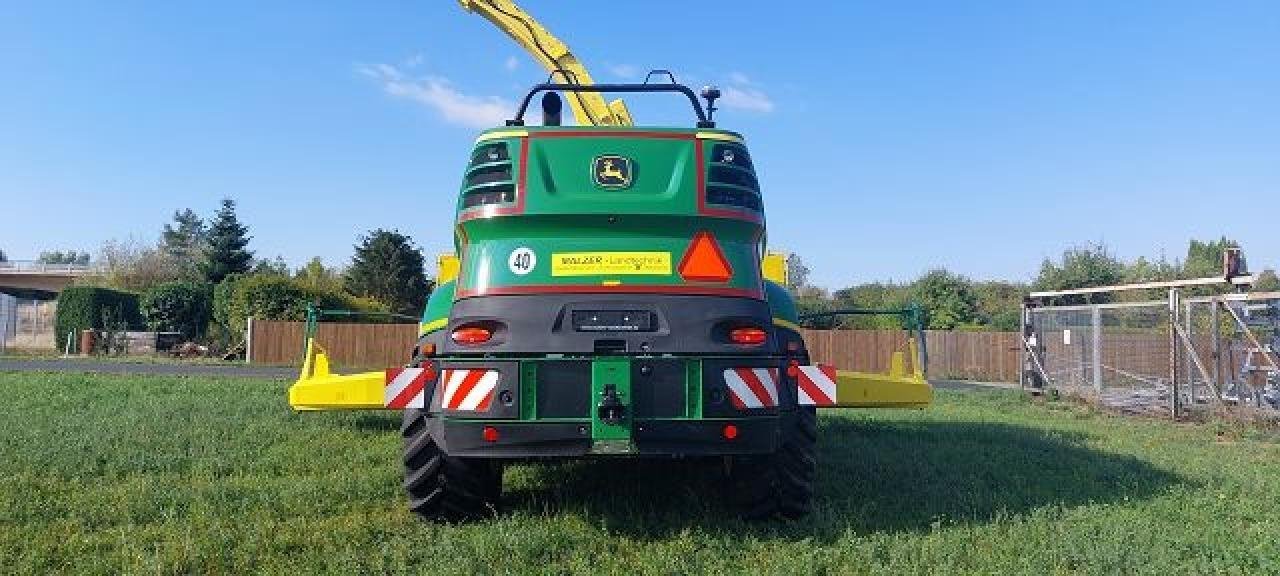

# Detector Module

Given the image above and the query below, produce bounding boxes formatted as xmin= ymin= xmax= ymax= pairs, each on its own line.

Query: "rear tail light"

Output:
xmin=482 ymin=426 xmax=499 ymax=442
xmin=722 ymin=424 xmax=739 ymax=440
xmin=728 ymin=326 xmax=767 ymax=346
xmin=451 ymin=326 xmax=493 ymax=345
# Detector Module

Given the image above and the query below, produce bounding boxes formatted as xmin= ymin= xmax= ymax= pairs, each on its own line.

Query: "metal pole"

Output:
xmin=1210 ymin=298 xmax=1221 ymax=401
xmin=909 ymin=303 xmax=928 ymax=380
xmin=1019 ymin=302 xmax=1028 ymax=390
xmin=1184 ymin=299 xmax=1193 ymax=402
xmin=1091 ymin=305 xmax=1102 ymax=394
xmin=1168 ymin=288 xmax=1181 ymax=419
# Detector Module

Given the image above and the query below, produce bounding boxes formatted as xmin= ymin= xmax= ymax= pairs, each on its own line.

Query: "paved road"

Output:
xmin=0 ymin=359 xmax=295 ymax=379
xmin=0 ymin=359 xmax=1018 ymax=391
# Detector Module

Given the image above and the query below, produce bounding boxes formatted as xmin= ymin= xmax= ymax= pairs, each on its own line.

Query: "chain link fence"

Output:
xmin=1023 ymin=292 xmax=1280 ymax=418
xmin=1027 ymin=302 xmax=1174 ymax=415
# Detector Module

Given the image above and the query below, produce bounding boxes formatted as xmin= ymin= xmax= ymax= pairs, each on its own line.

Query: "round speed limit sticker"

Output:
xmin=508 ymin=247 xmax=536 ymax=275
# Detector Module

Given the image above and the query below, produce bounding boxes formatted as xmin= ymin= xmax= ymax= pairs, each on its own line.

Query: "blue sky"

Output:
xmin=2 ymin=1 xmax=1276 ymax=289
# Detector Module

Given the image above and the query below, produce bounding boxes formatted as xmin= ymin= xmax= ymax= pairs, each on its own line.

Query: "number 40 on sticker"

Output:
xmin=508 ymin=247 xmax=536 ymax=275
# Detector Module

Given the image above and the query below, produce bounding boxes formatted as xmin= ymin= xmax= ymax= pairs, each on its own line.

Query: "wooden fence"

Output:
xmin=800 ymin=329 xmax=1022 ymax=383
xmin=251 ymin=319 xmax=1025 ymax=382
xmin=249 ymin=320 xmax=419 ymax=368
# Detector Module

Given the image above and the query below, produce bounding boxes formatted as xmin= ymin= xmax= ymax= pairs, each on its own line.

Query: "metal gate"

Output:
xmin=1021 ymin=292 xmax=1279 ymax=418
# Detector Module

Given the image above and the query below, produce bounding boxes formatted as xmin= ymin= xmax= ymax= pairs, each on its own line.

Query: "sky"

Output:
xmin=1 ymin=1 xmax=1276 ymax=290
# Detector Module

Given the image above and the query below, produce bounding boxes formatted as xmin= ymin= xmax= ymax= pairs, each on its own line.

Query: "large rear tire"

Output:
xmin=731 ymin=406 xmax=817 ymax=520
xmin=401 ymin=408 xmax=503 ymax=521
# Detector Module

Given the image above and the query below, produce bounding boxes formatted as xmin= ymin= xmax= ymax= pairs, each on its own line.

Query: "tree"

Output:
xmin=831 ymin=282 xmax=910 ymax=329
xmin=1253 ymin=269 xmax=1279 ymax=293
xmin=202 ymin=198 xmax=253 ymax=284
xmin=794 ymin=285 xmax=836 ymax=329
xmin=139 ymin=281 xmax=212 ymax=340
xmin=910 ymin=269 xmax=978 ymax=330
xmin=92 ymin=238 xmax=185 ymax=292
xmin=1124 ymin=255 xmax=1178 ymax=284
xmin=1178 ymin=236 xmax=1244 ymax=298
xmin=212 ymin=273 xmax=388 ymax=338
xmin=1033 ymin=243 xmax=1125 ymax=305
xmin=785 ymin=253 xmax=810 ymax=292
xmin=294 ymin=257 xmax=344 ymax=293
xmin=1182 ymin=237 xmax=1239 ymax=280
xmin=971 ymin=280 xmax=1025 ymax=331
xmin=345 ymin=229 xmax=431 ymax=317
xmin=38 ymin=250 xmax=90 ymax=265
xmin=251 ymin=255 xmax=290 ymax=276
xmin=0 ymin=249 xmax=7 ymax=262
xmin=161 ymin=208 xmax=207 ymax=278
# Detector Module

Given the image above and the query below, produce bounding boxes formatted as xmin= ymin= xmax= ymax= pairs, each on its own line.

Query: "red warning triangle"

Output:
xmin=678 ymin=231 xmax=733 ymax=282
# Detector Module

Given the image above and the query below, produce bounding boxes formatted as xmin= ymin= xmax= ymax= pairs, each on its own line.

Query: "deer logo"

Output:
xmin=593 ymin=155 xmax=633 ymax=188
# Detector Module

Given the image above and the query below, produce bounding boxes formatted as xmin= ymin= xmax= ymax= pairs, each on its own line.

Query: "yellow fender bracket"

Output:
xmin=288 ymin=339 xmax=388 ymax=411
xmin=830 ymin=338 xmax=932 ymax=408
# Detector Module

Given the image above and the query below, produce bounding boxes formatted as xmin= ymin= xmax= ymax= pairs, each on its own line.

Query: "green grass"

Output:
xmin=1 ymin=373 xmax=1277 ymax=575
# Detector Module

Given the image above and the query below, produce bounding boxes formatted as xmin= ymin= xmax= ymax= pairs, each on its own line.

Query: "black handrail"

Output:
xmin=508 ymin=82 xmax=712 ymax=127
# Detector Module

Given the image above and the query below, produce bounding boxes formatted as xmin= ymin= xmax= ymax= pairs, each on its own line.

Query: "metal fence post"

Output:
xmin=1168 ymin=288 xmax=1181 ymax=419
xmin=1210 ymin=298 xmax=1221 ymax=398
xmin=246 ymin=316 xmax=253 ymax=364
xmin=1091 ymin=306 xmax=1102 ymax=394
xmin=1184 ymin=299 xmax=1194 ymax=401
xmin=1018 ymin=303 xmax=1028 ymax=390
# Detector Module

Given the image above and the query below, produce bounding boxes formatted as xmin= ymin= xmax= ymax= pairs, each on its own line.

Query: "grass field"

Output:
xmin=1 ymin=372 xmax=1277 ymax=575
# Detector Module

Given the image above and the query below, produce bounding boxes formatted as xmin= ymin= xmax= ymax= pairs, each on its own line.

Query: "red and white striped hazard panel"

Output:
xmin=797 ymin=364 xmax=837 ymax=406
xmin=384 ymin=367 xmax=434 ymax=409
xmin=723 ymin=367 xmax=780 ymax=409
xmin=440 ymin=369 xmax=500 ymax=412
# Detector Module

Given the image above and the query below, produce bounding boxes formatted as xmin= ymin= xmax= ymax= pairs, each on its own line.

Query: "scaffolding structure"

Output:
xmin=1019 ymin=251 xmax=1276 ymax=418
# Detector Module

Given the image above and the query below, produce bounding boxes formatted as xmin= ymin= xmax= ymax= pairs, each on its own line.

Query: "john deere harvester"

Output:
xmin=288 ymin=0 xmax=930 ymax=521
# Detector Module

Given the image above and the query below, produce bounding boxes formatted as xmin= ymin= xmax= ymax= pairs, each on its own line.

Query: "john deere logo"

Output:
xmin=592 ymin=155 xmax=633 ymax=189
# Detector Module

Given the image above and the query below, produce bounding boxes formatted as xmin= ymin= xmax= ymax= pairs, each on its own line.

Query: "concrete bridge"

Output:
xmin=0 ymin=261 xmax=98 ymax=294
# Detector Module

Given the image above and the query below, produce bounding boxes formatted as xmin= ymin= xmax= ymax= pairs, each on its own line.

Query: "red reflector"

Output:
xmin=729 ymin=327 xmax=767 ymax=345
xmin=678 ymin=231 xmax=732 ymax=282
xmin=482 ymin=426 xmax=499 ymax=443
xmin=722 ymin=424 xmax=739 ymax=440
xmin=786 ymin=360 xmax=800 ymax=378
xmin=451 ymin=326 xmax=492 ymax=345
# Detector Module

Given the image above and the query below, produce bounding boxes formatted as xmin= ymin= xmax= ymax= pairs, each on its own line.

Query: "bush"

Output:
xmin=140 ymin=281 xmax=212 ymax=340
xmin=212 ymin=274 xmax=389 ymax=339
xmin=213 ymin=275 xmax=308 ymax=337
xmin=55 ymin=286 xmax=142 ymax=352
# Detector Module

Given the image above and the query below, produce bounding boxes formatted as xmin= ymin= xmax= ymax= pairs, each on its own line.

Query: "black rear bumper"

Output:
xmin=430 ymin=415 xmax=782 ymax=458
xmin=422 ymin=292 xmax=796 ymax=459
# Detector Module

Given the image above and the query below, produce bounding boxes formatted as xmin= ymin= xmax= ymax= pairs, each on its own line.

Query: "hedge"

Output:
xmin=140 ymin=281 xmax=213 ymax=340
xmin=212 ymin=274 xmax=388 ymax=338
xmin=54 ymin=286 xmax=143 ymax=352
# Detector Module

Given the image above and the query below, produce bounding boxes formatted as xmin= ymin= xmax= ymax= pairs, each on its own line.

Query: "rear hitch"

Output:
xmin=597 ymin=385 xmax=626 ymax=425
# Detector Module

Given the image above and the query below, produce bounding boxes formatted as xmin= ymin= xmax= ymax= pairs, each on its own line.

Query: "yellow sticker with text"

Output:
xmin=551 ymin=252 xmax=672 ymax=276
